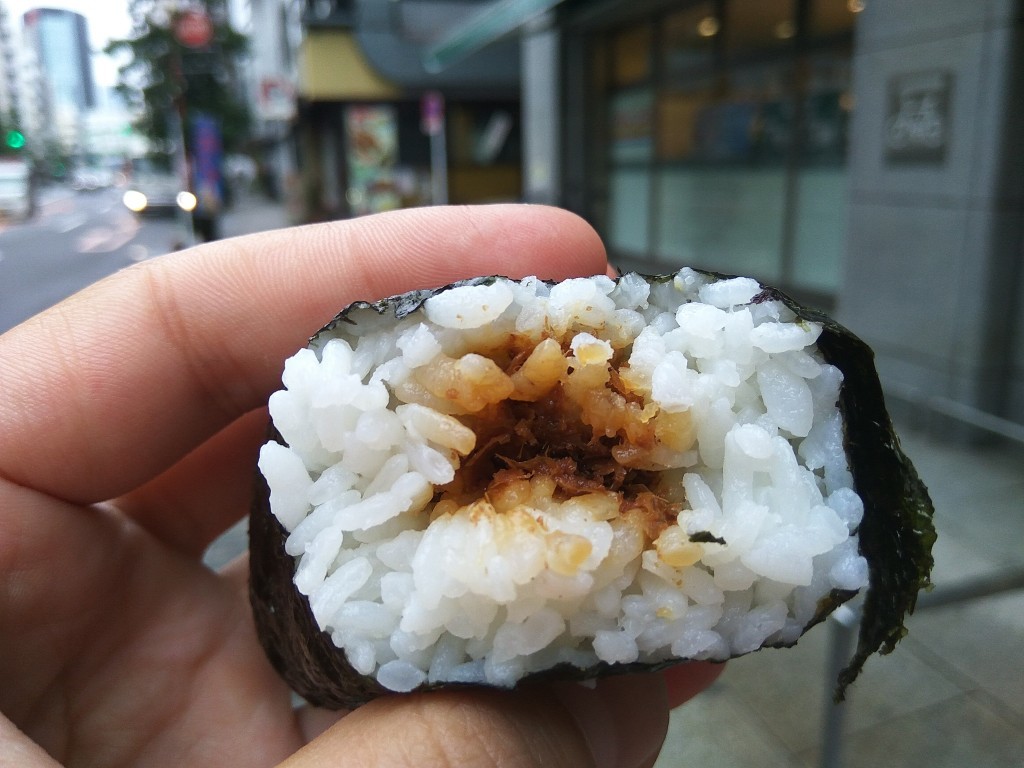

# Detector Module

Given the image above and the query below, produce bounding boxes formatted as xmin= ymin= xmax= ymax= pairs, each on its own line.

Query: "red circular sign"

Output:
xmin=175 ymin=10 xmax=213 ymax=48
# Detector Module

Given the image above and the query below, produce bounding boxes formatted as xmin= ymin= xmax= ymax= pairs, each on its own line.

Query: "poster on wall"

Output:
xmin=258 ymin=77 xmax=296 ymax=122
xmin=884 ymin=70 xmax=953 ymax=165
xmin=345 ymin=105 xmax=399 ymax=216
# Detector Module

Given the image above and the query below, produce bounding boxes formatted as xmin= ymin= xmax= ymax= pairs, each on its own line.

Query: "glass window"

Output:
xmin=609 ymin=168 xmax=651 ymax=254
xmin=657 ymin=90 xmax=712 ymax=160
xmin=448 ymin=103 xmax=521 ymax=166
xmin=606 ymin=24 xmax=654 ymax=256
xmin=588 ymin=0 xmax=855 ymax=298
xmin=661 ymin=4 xmax=717 ymax=82
xmin=791 ymin=167 xmax=848 ymax=292
xmin=610 ymin=88 xmax=655 ymax=162
xmin=726 ymin=0 xmax=795 ymax=56
xmin=810 ymin=0 xmax=861 ymax=37
xmin=791 ymin=49 xmax=853 ymax=292
xmin=656 ymin=166 xmax=786 ymax=281
xmin=611 ymin=24 xmax=652 ymax=86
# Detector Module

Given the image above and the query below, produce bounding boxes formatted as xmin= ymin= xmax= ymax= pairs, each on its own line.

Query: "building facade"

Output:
xmin=228 ymin=0 xmax=303 ymax=201
xmin=23 ymin=7 xmax=94 ymax=111
xmin=21 ymin=7 xmax=95 ymax=158
xmin=513 ymin=0 xmax=1024 ymax=430
xmin=545 ymin=0 xmax=858 ymax=306
xmin=0 ymin=4 xmax=20 ymax=128
xmin=289 ymin=0 xmax=523 ymax=222
xmin=837 ymin=1 xmax=1024 ymax=430
xmin=246 ymin=0 xmax=1023 ymax=430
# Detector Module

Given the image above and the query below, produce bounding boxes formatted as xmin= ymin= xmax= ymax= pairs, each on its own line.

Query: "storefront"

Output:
xmin=539 ymin=0 xmax=1023 ymax=426
xmin=560 ymin=0 xmax=859 ymax=306
xmin=294 ymin=24 xmax=522 ymax=222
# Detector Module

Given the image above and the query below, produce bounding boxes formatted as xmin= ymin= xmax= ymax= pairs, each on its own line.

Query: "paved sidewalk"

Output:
xmin=656 ymin=423 xmax=1024 ymax=768
xmin=220 ymin=193 xmax=294 ymax=239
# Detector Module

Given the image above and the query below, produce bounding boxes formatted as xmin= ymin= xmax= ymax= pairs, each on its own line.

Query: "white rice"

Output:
xmin=259 ymin=268 xmax=869 ymax=691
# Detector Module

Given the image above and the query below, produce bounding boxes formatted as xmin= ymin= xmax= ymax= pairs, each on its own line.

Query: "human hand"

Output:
xmin=0 ymin=205 xmax=722 ymax=768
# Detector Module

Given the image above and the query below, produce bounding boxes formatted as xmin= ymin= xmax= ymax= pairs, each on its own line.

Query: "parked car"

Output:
xmin=121 ymin=160 xmax=195 ymax=217
xmin=71 ymin=166 xmax=115 ymax=191
xmin=0 ymin=158 xmax=34 ymax=220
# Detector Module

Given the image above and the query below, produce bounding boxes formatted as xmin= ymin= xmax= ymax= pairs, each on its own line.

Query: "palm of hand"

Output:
xmin=2 ymin=466 xmax=314 ymax=766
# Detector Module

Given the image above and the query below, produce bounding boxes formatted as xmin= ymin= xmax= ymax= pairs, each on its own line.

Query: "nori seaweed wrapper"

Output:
xmin=248 ymin=272 xmax=936 ymax=709
xmin=757 ymin=286 xmax=937 ymax=699
xmin=250 ymin=425 xmax=390 ymax=706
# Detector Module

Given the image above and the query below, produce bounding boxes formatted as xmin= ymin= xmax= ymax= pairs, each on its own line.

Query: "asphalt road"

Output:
xmin=0 ymin=185 xmax=192 ymax=334
xmin=1 ymin=184 xmax=262 ymax=570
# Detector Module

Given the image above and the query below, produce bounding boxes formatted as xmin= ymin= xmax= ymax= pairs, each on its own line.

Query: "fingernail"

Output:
xmin=552 ymin=673 xmax=670 ymax=768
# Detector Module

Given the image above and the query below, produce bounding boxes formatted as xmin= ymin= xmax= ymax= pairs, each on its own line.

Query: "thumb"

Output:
xmin=279 ymin=673 xmax=670 ymax=768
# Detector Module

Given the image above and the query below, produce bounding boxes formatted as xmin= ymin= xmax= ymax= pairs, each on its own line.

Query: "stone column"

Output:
xmin=521 ymin=14 xmax=561 ymax=206
xmin=837 ymin=0 xmax=1024 ymax=425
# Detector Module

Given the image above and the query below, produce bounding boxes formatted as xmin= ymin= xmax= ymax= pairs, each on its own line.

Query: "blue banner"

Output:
xmin=191 ymin=113 xmax=223 ymax=214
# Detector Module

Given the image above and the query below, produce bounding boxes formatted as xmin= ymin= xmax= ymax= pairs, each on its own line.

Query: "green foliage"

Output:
xmin=106 ymin=2 xmax=251 ymax=157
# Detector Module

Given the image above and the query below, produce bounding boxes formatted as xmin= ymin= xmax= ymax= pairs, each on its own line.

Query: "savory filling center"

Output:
xmin=423 ymin=335 xmax=692 ymax=541
xmin=443 ymin=392 xmax=680 ymax=541
xmin=259 ymin=272 xmax=871 ymax=693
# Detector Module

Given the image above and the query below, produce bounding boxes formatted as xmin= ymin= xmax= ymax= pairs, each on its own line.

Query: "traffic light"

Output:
xmin=5 ymin=130 xmax=25 ymax=150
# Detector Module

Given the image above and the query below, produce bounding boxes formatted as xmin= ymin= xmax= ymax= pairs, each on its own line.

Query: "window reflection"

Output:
xmin=662 ymin=4 xmax=717 ymax=81
xmin=812 ymin=0 xmax=861 ymax=37
xmin=597 ymin=0 xmax=858 ymax=296
xmin=611 ymin=23 xmax=652 ymax=86
xmin=611 ymin=89 xmax=655 ymax=162
xmin=725 ymin=0 xmax=794 ymax=54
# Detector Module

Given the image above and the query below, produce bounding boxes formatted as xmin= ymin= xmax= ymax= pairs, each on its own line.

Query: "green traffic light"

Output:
xmin=6 ymin=130 xmax=25 ymax=149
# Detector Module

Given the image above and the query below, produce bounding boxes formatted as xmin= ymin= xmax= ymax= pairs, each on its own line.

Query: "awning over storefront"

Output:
xmin=353 ymin=0 xmax=520 ymax=92
xmin=299 ymin=30 xmax=401 ymax=101
xmin=423 ymin=0 xmax=566 ymax=72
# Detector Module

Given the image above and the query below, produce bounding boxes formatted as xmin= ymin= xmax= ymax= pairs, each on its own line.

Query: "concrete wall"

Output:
xmin=837 ymin=0 xmax=1024 ymax=424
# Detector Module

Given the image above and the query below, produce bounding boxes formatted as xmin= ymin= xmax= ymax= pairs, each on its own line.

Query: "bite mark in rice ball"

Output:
xmin=249 ymin=269 xmax=935 ymax=709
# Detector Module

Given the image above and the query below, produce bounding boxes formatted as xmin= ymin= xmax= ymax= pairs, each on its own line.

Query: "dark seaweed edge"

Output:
xmin=654 ymin=268 xmax=935 ymax=698
xmin=748 ymin=283 xmax=936 ymax=700
xmin=250 ymin=426 xmax=390 ymax=709
xmin=313 ymin=276 xmax=502 ymax=340
xmin=249 ymin=270 xmax=935 ymax=708
xmin=656 ymin=267 xmax=936 ymax=697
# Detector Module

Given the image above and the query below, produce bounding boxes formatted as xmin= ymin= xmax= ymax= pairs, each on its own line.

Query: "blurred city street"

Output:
xmin=0 ymin=185 xmax=291 ymax=335
xmin=1 ymin=0 xmax=1022 ymax=766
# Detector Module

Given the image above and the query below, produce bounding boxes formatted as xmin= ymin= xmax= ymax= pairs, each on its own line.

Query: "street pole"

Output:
xmin=170 ymin=100 xmax=195 ymax=247
xmin=170 ymin=8 xmax=216 ymax=247
xmin=422 ymin=91 xmax=447 ymax=205
xmin=171 ymin=44 xmax=195 ymax=247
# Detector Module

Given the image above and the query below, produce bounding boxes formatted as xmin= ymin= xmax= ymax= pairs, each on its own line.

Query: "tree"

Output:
xmin=106 ymin=1 xmax=251 ymax=164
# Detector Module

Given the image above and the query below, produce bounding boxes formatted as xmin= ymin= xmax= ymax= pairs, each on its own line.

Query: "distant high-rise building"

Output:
xmin=23 ymin=7 xmax=94 ymax=110
xmin=0 ymin=6 xmax=17 ymax=123
xmin=21 ymin=7 xmax=95 ymax=155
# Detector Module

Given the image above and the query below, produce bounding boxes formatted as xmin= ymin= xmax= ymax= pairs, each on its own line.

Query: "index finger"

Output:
xmin=0 ymin=205 xmax=607 ymax=504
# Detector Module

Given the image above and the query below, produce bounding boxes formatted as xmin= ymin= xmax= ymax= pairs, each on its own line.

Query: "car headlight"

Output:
xmin=123 ymin=190 xmax=148 ymax=212
xmin=176 ymin=191 xmax=198 ymax=212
